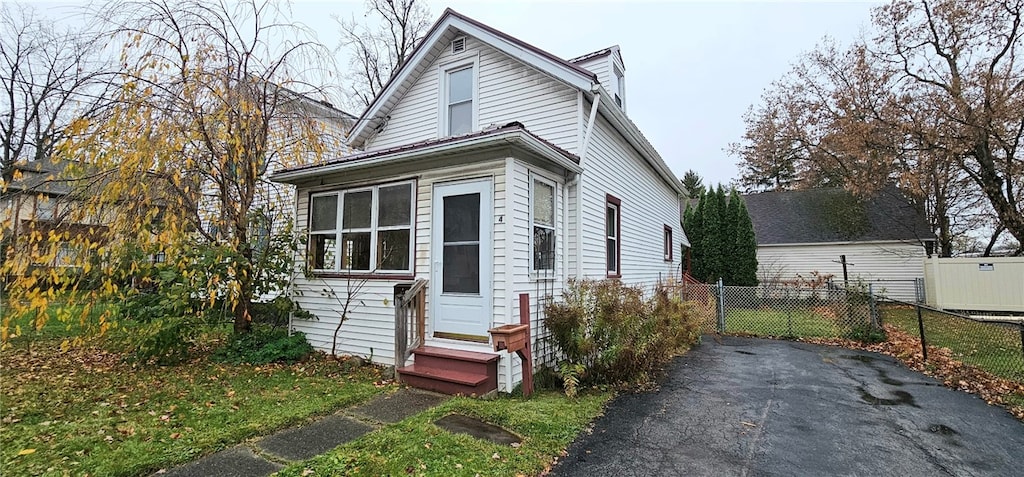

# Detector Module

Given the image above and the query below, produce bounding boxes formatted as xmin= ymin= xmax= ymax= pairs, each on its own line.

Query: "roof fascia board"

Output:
xmin=447 ymin=17 xmax=594 ymax=92
xmin=272 ymin=130 xmax=580 ymax=184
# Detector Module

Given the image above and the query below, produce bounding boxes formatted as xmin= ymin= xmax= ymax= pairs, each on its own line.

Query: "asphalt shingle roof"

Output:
xmin=741 ymin=187 xmax=935 ymax=245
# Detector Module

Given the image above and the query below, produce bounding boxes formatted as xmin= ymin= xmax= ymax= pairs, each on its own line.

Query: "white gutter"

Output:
xmin=271 ymin=129 xmax=582 ymax=184
xmin=575 ymin=90 xmax=601 ymax=277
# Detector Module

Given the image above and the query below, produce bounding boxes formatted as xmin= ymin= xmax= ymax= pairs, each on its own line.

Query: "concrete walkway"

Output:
xmin=552 ymin=336 xmax=1024 ymax=477
xmin=157 ymin=388 xmax=447 ymax=477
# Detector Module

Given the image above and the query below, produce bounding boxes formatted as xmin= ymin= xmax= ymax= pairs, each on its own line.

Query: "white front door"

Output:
xmin=431 ymin=179 xmax=493 ymax=339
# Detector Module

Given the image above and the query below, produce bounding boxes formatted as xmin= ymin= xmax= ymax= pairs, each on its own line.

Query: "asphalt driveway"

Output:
xmin=552 ymin=336 xmax=1024 ymax=477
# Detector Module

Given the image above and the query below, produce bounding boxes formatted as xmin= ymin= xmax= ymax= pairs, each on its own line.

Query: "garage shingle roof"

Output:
xmin=741 ymin=187 xmax=935 ymax=245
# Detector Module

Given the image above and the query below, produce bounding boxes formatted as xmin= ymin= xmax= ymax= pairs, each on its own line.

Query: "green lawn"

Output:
xmin=1 ymin=341 xmax=388 ymax=477
xmin=277 ymin=390 xmax=612 ymax=477
xmin=1 ymin=300 xmax=391 ymax=477
xmin=880 ymin=304 xmax=1024 ymax=382
xmin=724 ymin=308 xmax=844 ymax=338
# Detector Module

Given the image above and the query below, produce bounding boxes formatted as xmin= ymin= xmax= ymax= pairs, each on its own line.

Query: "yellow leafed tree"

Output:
xmin=1 ymin=0 xmax=345 ymax=342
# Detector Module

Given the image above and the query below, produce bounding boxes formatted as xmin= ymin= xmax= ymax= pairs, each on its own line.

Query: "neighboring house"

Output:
xmin=201 ymin=87 xmax=355 ymax=242
xmin=1 ymin=159 xmax=104 ymax=270
xmin=271 ymin=9 xmax=688 ymax=394
xmin=742 ymin=187 xmax=936 ymax=301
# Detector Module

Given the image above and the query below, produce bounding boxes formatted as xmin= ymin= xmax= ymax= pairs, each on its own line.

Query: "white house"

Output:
xmin=743 ymin=187 xmax=936 ymax=302
xmin=272 ymin=9 xmax=688 ymax=394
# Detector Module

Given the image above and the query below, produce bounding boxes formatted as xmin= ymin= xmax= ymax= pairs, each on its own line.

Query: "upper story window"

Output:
xmin=531 ymin=175 xmax=556 ymax=274
xmin=447 ymin=67 xmax=473 ymax=135
xmin=613 ymin=66 xmax=625 ymax=109
xmin=606 ymin=194 xmax=621 ymax=278
xmin=309 ymin=180 xmax=415 ymax=275
xmin=440 ymin=58 xmax=478 ymax=137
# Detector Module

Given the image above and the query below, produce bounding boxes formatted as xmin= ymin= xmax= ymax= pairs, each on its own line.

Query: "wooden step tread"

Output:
xmin=412 ymin=346 xmax=500 ymax=363
xmin=397 ymin=364 xmax=489 ymax=386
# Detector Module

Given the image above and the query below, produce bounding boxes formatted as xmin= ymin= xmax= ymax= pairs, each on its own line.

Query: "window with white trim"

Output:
xmin=308 ymin=181 xmax=415 ymax=274
xmin=441 ymin=62 xmax=476 ymax=136
xmin=606 ymin=195 xmax=621 ymax=277
xmin=531 ymin=175 xmax=556 ymax=273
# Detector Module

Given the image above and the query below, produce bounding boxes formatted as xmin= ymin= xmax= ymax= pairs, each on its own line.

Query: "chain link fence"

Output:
xmin=877 ymin=301 xmax=1024 ymax=382
xmin=676 ymin=281 xmax=876 ymax=339
xmin=671 ymin=279 xmax=1023 ymax=383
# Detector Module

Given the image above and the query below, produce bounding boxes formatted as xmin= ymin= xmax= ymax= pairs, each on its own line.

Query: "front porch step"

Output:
xmin=397 ymin=346 xmax=499 ymax=396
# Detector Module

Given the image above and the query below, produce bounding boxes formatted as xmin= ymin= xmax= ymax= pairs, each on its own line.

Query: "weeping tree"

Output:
xmin=1 ymin=0 xmax=344 ymax=342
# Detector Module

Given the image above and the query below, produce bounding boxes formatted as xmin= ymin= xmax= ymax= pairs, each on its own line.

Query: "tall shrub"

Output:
xmin=544 ymin=279 xmax=700 ymax=392
xmin=698 ymin=186 xmax=725 ymax=283
xmin=733 ymin=198 xmax=759 ymax=286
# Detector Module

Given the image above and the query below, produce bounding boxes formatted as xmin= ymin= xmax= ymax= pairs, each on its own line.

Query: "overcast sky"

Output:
xmin=289 ymin=0 xmax=881 ymax=187
xmin=33 ymin=0 xmax=881 ymax=186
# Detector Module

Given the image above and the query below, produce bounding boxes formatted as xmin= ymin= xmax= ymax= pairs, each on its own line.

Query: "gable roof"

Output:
xmin=345 ymin=9 xmax=684 ymax=197
xmin=742 ymin=187 xmax=935 ymax=245
xmin=348 ymin=8 xmax=596 ymax=148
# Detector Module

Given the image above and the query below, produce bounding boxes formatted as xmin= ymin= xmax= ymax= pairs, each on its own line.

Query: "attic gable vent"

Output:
xmin=451 ymin=37 xmax=466 ymax=54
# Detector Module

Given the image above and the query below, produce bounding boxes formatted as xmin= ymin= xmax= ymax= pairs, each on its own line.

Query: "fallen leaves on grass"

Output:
xmin=800 ymin=326 xmax=1024 ymax=420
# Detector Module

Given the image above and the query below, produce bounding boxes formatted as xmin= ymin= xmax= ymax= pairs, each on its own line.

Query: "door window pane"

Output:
xmin=378 ymin=229 xmax=411 ymax=271
xmin=448 ymin=67 xmax=472 ymax=102
xmin=443 ymin=244 xmax=479 ymax=293
xmin=311 ymin=195 xmax=337 ymax=231
xmin=448 ymin=101 xmax=472 ymax=136
xmin=343 ymin=191 xmax=372 ymax=229
xmin=443 ymin=193 xmax=480 ymax=242
xmin=378 ymin=184 xmax=412 ymax=226
xmin=341 ymin=232 xmax=371 ymax=270
xmin=533 ymin=180 xmax=554 ymax=226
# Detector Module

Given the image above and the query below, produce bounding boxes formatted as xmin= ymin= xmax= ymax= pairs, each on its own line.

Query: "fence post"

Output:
xmin=868 ymin=283 xmax=880 ymax=328
xmin=1019 ymin=323 xmax=1024 ymax=365
xmin=916 ymin=304 xmax=928 ymax=362
xmin=716 ymin=278 xmax=726 ymax=333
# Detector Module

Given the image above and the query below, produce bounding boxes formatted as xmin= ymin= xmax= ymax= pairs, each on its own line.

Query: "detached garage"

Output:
xmin=742 ymin=187 xmax=936 ymax=302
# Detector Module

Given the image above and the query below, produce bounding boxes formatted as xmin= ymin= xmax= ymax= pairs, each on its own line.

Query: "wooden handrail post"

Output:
xmin=518 ymin=293 xmax=534 ymax=397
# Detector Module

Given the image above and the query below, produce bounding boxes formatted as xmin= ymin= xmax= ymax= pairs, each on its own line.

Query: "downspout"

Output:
xmin=573 ymin=87 xmax=601 ymax=278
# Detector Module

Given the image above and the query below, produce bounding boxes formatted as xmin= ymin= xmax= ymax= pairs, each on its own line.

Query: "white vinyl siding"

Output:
xmin=572 ymin=55 xmax=612 ymax=88
xmin=368 ymin=37 xmax=580 ymax=153
xmin=757 ymin=242 xmax=928 ymax=301
xmin=504 ymin=159 xmax=566 ymax=387
xmin=289 ymin=158 xmax=507 ymax=367
xmin=576 ymin=114 xmax=683 ymax=286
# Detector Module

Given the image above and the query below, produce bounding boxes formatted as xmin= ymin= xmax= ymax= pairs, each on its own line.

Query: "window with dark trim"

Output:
xmin=308 ymin=180 xmax=415 ymax=274
xmin=606 ymin=194 xmax=621 ymax=277
xmin=663 ymin=225 xmax=673 ymax=261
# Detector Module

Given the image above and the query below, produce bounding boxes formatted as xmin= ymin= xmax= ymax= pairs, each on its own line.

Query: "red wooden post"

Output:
xmin=517 ymin=293 xmax=534 ymax=397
